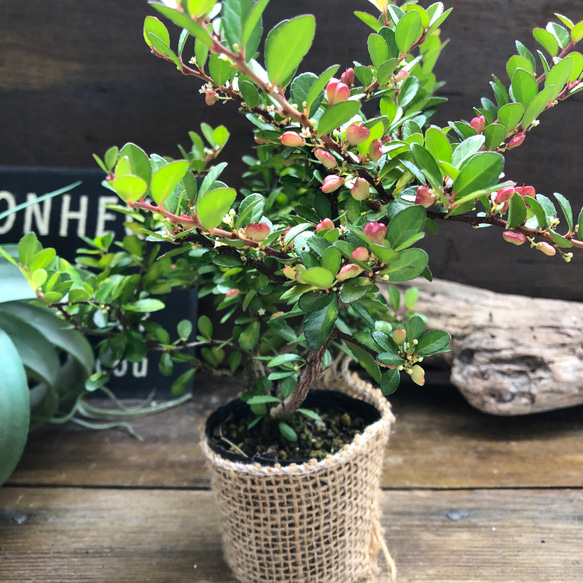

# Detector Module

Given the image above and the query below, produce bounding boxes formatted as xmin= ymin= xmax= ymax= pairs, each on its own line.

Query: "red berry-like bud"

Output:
xmin=538 ymin=242 xmax=556 ymax=256
xmin=415 ymin=186 xmax=437 ymax=208
xmin=351 ymin=247 xmax=370 ymax=262
xmin=503 ymin=231 xmax=526 ymax=246
xmin=283 ymin=265 xmax=297 ymax=280
xmin=278 ymin=131 xmax=305 ymax=147
xmin=345 ymin=123 xmax=370 ymax=146
xmin=204 ymin=88 xmax=218 ymax=106
xmin=226 ymin=289 xmax=240 ymax=298
xmin=507 ymin=132 xmax=526 ymax=150
xmin=340 ymin=67 xmax=355 ymax=87
xmin=245 ymin=222 xmax=271 ymax=242
xmin=410 ymin=364 xmax=425 ymax=386
xmin=254 ymin=136 xmax=270 ymax=144
xmin=494 ymin=185 xmax=516 ymax=205
xmin=320 ymin=175 xmax=344 ymax=193
xmin=515 ymin=185 xmax=536 ymax=198
xmin=363 ymin=221 xmax=387 ymax=245
xmin=395 ymin=69 xmax=409 ymax=83
xmin=470 ymin=115 xmax=486 ymax=134
xmin=350 ymin=177 xmax=370 ymax=201
xmin=314 ymin=148 xmax=338 ymax=169
xmin=316 ymin=218 xmax=335 ymax=232
xmin=325 ymin=79 xmax=350 ymax=105
xmin=392 ymin=328 xmax=407 ymax=346
xmin=368 ymin=139 xmax=383 ymax=162
xmin=336 ymin=263 xmax=363 ymax=282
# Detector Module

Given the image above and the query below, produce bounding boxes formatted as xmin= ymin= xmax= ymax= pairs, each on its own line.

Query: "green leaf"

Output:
xmin=278 ymin=421 xmax=298 ymax=442
xmin=377 ymin=351 xmax=405 ymax=367
xmin=304 ymin=293 xmax=337 ymax=350
xmin=397 ymin=75 xmax=420 ymax=108
xmin=344 ymin=340 xmax=381 ymax=384
xmin=368 ymin=33 xmax=389 ymax=68
xmin=305 ymin=65 xmax=340 ymax=111
xmin=411 ymin=144 xmax=442 ymax=190
xmin=451 ymin=135 xmax=485 ymax=167
xmin=339 ymin=280 xmax=371 ymax=303
xmin=452 ymin=152 xmax=504 ymax=199
xmin=267 ymin=353 xmax=304 ymax=368
xmin=380 ymin=369 xmax=400 ymax=395
xmin=511 ymin=68 xmax=538 ymax=106
xmin=151 ymin=160 xmax=189 ymax=205
xmin=110 ymin=175 xmax=148 ymax=203
xmin=222 ymin=0 xmax=262 ymax=59
xmin=265 ymin=15 xmax=316 ymax=86
xmin=549 ymin=230 xmax=572 ymax=248
xmin=483 ymin=123 xmax=507 ymax=150
xmin=506 ymin=54 xmax=535 ymax=79
xmin=546 ymin=22 xmax=570 ymax=49
xmin=536 ymin=194 xmax=558 ymax=225
xmin=150 ymin=3 xmax=214 ymax=48
xmin=170 ymin=368 xmax=196 ymax=396
xmin=553 ymin=192 xmax=573 ymax=231
xmin=208 ymin=54 xmax=233 ymax=86
xmin=239 ymin=320 xmax=260 ymax=350
xmin=507 ymin=193 xmax=527 ymax=228
xmin=383 ymin=248 xmax=428 ymax=282
xmin=18 ymin=232 xmax=42 ymax=266
xmin=247 ymin=395 xmax=281 ymax=405
xmin=146 ymin=32 xmax=183 ymax=72
xmin=242 ymin=0 xmax=270 ymax=49
xmin=198 ymin=314 xmax=213 ymax=339
xmin=197 ymin=187 xmax=237 ymax=230
xmin=533 ymin=27 xmax=559 ymax=57
xmin=387 ymin=205 xmax=426 ymax=249
xmin=497 ymin=102 xmax=525 ymax=132
xmin=395 ymin=10 xmax=423 ymax=54
xmin=239 ymin=79 xmax=260 ymax=108
xmin=578 ymin=206 xmax=583 ymax=239
xmin=354 ymin=11 xmax=382 ymax=32
xmin=425 ymin=127 xmax=452 ymax=163
xmin=388 ymin=285 xmax=400 ymax=311
xmin=317 ymin=101 xmax=362 ymax=135
xmin=521 ymin=85 xmax=556 ymax=129
xmin=300 ymin=267 xmax=335 ymax=289
xmin=124 ymin=298 xmax=165 ymax=312
xmin=545 ymin=56 xmax=574 ymax=100
xmin=144 ymin=15 xmax=170 ymax=48
xmin=416 ymin=330 xmax=450 ymax=356
xmin=177 ymin=319 xmax=192 ymax=341
xmin=290 ymin=72 xmax=318 ymax=110
xmin=524 ymin=195 xmax=547 ymax=228
xmin=297 ymin=408 xmax=322 ymax=422
xmin=572 ymin=21 xmax=583 ymax=43
xmin=321 ymin=246 xmax=342 ymax=277
xmin=120 ymin=143 xmax=151 ymax=183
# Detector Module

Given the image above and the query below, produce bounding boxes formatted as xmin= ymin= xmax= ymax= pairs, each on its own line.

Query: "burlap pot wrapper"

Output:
xmin=200 ymin=358 xmax=397 ymax=583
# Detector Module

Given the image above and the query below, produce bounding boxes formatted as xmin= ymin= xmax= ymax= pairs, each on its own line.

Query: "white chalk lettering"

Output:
xmin=112 ymin=360 xmax=128 ymax=378
xmin=96 ymin=196 xmax=120 ymax=237
xmin=132 ymin=359 xmax=148 ymax=378
xmin=59 ymin=194 xmax=88 ymax=238
xmin=23 ymin=193 xmax=52 ymax=235
xmin=0 ymin=190 xmax=16 ymax=235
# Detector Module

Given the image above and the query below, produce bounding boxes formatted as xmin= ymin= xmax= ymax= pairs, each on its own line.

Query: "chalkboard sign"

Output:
xmin=0 ymin=166 xmax=198 ymax=397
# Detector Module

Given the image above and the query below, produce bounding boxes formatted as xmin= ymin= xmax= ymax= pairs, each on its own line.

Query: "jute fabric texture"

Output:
xmin=201 ymin=359 xmax=396 ymax=583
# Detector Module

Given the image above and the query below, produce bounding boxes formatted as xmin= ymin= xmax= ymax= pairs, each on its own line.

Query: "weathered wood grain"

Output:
xmin=7 ymin=373 xmax=583 ymax=489
xmin=1 ymin=487 xmax=581 ymax=583
xmin=401 ymin=279 xmax=583 ymax=414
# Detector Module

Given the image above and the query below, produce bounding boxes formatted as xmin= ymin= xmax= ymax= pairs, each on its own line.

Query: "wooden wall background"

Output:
xmin=1 ymin=0 xmax=582 ymax=300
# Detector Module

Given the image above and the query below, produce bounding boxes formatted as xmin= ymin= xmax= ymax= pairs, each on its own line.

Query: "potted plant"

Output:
xmin=4 ymin=0 xmax=583 ymax=580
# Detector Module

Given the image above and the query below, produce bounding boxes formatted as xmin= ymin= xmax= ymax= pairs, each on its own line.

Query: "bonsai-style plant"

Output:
xmin=4 ymin=0 xmax=583 ymax=579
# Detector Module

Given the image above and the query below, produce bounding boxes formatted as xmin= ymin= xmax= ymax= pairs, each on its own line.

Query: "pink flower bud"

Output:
xmin=410 ymin=364 xmax=425 ymax=386
xmin=345 ymin=124 xmax=370 ymax=146
xmin=415 ymin=186 xmax=437 ymax=208
xmin=351 ymin=247 xmax=370 ymax=262
xmin=226 ymin=289 xmax=240 ymax=298
xmin=336 ymin=264 xmax=363 ymax=282
xmin=363 ymin=221 xmax=387 ymax=245
xmin=325 ymin=79 xmax=350 ymax=105
xmin=316 ymin=218 xmax=335 ymax=232
xmin=395 ymin=69 xmax=409 ymax=83
xmin=515 ymin=185 xmax=536 ymax=198
xmin=340 ymin=67 xmax=355 ymax=87
xmin=392 ymin=328 xmax=407 ymax=346
xmin=494 ymin=185 xmax=516 ymax=205
xmin=502 ymin=231 xmax=526 ymax=246
xmin=320 ymin=175 xmax=344 ymax=193
xmin=204 ymin=88 xmax=218 ymax=106
xmin=254 ymin=136 xmax=270 ymax=144
xmin=278 ymin=131 xmax=305 ymax=147
xmin=245 ymin=222 xmax=271 ymax=242
xmin=538 ymin=242 xmax=556 ymax=256
xmin=470 ymin=115 xmax=486 ymax=134
xmin=283 ymin=265 xmax=297 ymax=280
xmin=314 ymin=148 xmax=338 ymax=169
xmin=368 ymin=139 xmax=383 ymax=162
xmin=507 ymin=132 xmax=526 ymax=150
xmin=350 ymin=177 xmax=370 ymax=201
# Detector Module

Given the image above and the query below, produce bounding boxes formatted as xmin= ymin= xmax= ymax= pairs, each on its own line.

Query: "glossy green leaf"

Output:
xmin=317 ymin=101 xmax=362 ymax=135
xmin=0 ymin=330 xmax=29 ymax=486
xmin=305 ymin=65 xmax=340 ymax=111
xmin=545 ymin=56 xmax=574 ymax=100
xmin=553 ymin=192 xmax=573 ymax=231
xmin=150 ymin=3 xmax=214 ymax=47
xmin=387 ymin=205 xmax=426 ymax=249
xmin=536 ymin=194 xmax=558 ymax=224
xmin=300 ymin=267 xmax=335 ymax=289
xmin=515 ymin=40 xmax=537 ymax=70
xmin=344 ymin=340 xmax=381 ymax=384
xmin=17 ymin=232 xmax=42 ymax=266
xmin=278 ymin=421 xmax=298 ymax=442
xmin=368 ymin=33 xmax=389 ymax=69
xmin=222 ymin=0 xmax=262 ymax=59
xmin=572 ymin=21 xmax=583 ymax=43
xmin=425 ymin=127 xmax=452 ymax=163
xmin=524 ymin=195 xmax=547 ymax=228
xmin=397 ymin=75 xmax=420 ymax=108
xmin=416 ymin=330 xmax=450 ymax=356
xmin=549 ymin=230 xmax=572 ymax=248
xmin=143 ymin=16 xmax=170 ymax=48
xmin=395 ymin=10 xmax=423 ymax=54
xmin=247 ymin=395 xmax=281 ymax=405
xmin=521 ymin=85 xmax=556 ymax=129
xmin=354 ymin=10 xmax=382 ymax=32
xmin=497 ymin=102 xmax=525 ymax=132
xmin=546 ymin=22 xmax=570 ymax=49
xmin=321 ymin=246 xmax=341 ymax=278
xmin=339 ymin=280 xmax=371 ymax=303
xmin=511 ymin=68 xmax=538 ymax=105
xmin=197 ymin=187 xmax=237 ymax=230
xmin=483 ymin=123 xmax=507 ymax=150
xmin=533 ymin=27 xmax=559 ymax=57
xmin=304 ymin=293 xmax=337 ymax=350
xmin=151 ymin=160 xmax=189 ymax=205
xmin=380 ymin=369 xmax=400 ymax=395
xmin=265 ymin=15 xmax=316 ymax=86
xmin=110 ymin=175 xmax=148 ymax=203
xmin=239 ymin=320 xmax=260 ymax=351
xmin=124 ymin=298 xmax=165 ymax=312
xmin=451 ymin=135 xmax=484 ymax=167
xmin=377 ymin=351 xmax=405 ymax=367
xmin=146 ymin=32 xmax=183 ymax=71
xmin=208 ymin=54 xmax=233 ymax=86
xmin=170 ymin=368 xmax=196 ymax=396
xmin=383 ymin=248 xmax=428 ymax=282
xmin=186 ymin=0 xmax=217 ymax=18
xmin=411 ymin=144 xmax=442 ymax=190
xmin=578 ymin=207 xmax=583 ymax=240
xmin=452 ymin=152 xmax=504 ymax=199
xmin=507 ymin=193 xmax=527 ymax=228
xmin=267 ymin=353 xmax=304 ymax=368
xmin=239 ymin=79 xmax=260 ymax=108
xmin=506 ymin=54 xmax=535 ymax=79
xmin=242 ymin=0 xmax=270 ymax=48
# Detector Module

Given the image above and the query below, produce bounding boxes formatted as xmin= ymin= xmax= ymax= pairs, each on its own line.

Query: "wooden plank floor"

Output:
xmin=2 ymin=373 xmax=582 ymax=582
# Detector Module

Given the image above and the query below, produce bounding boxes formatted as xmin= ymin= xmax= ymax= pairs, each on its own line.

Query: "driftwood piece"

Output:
xmin=395 ymin=279 xmax=583 ymax=415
